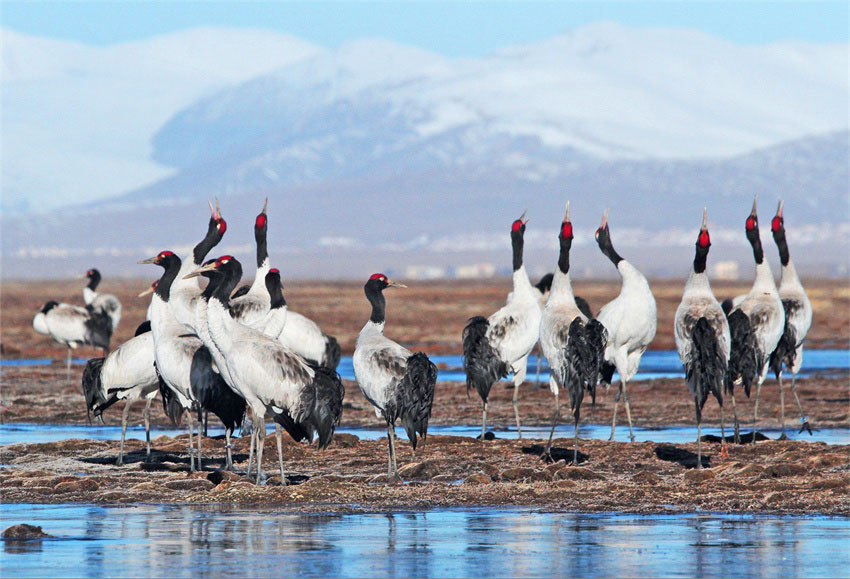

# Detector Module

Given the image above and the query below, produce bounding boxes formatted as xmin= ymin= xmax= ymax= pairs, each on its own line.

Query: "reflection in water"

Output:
xmin=2 ymin=505 xmax=849 ymax=578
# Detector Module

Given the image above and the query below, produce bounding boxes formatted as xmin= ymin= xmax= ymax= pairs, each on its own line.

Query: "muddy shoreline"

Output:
xmin=2 ymin=365 xmax=848 ymax=515
xmin=2 ymin=280 xmax=848 ymax=515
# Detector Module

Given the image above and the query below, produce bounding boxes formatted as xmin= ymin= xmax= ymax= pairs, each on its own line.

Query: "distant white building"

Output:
xmin=405 ymin=265 xmax=447 ymax=280
xmin=712 ymin=260 xmax=739 ymax=280
xmin=454 ymin=263 xmax=497 ymax=279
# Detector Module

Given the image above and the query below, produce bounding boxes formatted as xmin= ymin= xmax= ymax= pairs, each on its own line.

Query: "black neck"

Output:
xmin=773 ymin=229 xmax=790 ymax=266
xmin=511 ymin=229 xmax=524 ymax=272
xmin=192 ymin=217 xmax=222 ymax=267
xmin=365 ymin=280 xmax=386 ymax=324
xmin=154 ymin=256 xmax=182 ymax=302
xmin=693 ymin=243 xmax=709 ymax=274
xmin=255 ymin=226 xmax=268 ymax=269
xmin=746 ymin=227 xmax=764 ymax=264
xmin=86 ymin=271 xmax=101 ymax=291
xmin=212 ymin=261 xmax=243 ymax=307
xmin=558 ymin=235 xmax=572 ymax=275
xmin=266 ymin=275 xmax=286 ymax=309
xmin=596 ymin=229 xmax=623 ymax=265
xmin=201 ymin=273 xmax=220 ymax=300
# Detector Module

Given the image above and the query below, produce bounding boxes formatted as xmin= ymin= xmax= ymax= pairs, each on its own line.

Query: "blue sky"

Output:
xmin=2 ymin=1 xmax=847 ymax=55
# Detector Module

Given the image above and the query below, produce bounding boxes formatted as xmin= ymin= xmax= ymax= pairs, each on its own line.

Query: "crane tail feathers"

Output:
xmin=388 ymin=352 xmax=437 ymax=450
xmin=462 ymin=316 xmax=509 ymax=403
xmin=725 ymin=309 xmax=759 ymax=397
xmin=275 ymin=365 xmax=345 ymax=450
xmin=688 ymin=317 xmax=726 ymax=422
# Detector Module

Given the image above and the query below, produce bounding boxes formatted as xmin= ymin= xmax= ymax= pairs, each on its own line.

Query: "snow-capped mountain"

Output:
xmin=2 ymin=23 xmax=848 ymax=279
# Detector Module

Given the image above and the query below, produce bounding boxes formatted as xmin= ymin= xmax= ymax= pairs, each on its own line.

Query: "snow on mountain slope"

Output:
xmin=154 ymin=21 xmax=849 ymax=175
xmin=1 ymin=27 xmax=324 ymax=212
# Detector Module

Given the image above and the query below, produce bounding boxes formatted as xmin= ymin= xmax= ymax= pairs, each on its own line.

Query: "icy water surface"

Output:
xmin=2 ymin=504 xmax=848 ymax=578
xmin=3 ymin=350 xmax=849 ymax=382
xmin=2 ymin=422 xmax=846 ymax=447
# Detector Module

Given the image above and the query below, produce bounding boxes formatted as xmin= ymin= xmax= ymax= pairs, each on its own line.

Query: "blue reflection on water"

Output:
xmin=2 ymin=422 xmax=847 ymax=447
xmin=4 ymin=350 xmax=849 ymax=383
xmin=2 ymin=504 xmax=848 ymax=578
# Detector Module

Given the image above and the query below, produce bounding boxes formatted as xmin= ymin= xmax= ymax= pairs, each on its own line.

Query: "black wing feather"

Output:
xmin=462 ymin=316 xmax=509 ymax=403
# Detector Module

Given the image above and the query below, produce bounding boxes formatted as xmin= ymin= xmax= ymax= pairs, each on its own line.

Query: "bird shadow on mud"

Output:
xmin=521 ymin=444 xmax=588 ymax=464
xmin=79 ymin=450 xmax=250 ymax=472
xmin=700 ymin=431 xmax=771 ymax=444
xmin=654 ymin=445 xmax=710 ymax=469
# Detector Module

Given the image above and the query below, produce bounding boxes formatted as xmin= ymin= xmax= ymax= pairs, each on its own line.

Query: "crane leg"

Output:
xmin=512 ymin=378 xmax=523 ymax=440
xmin=480 ymin=401 xmax=488 ymax=440
xmin=187 ymin=412 xmax=196 ymax=472
xmin=144 ymin=398 xmax=152 ymax=459
xmin=789 ymin=374 xmax=812 ymax=435
xmin=197 ymin=418 xmax=203 ymax=471
xmin=752 ymin=380 xmax=763 ymax=445
xmin=719 ymin=403 xmax=728 ymax=459
xmin=255 ymin=416 xmax=266 ymax=485
xmin=66 ymin=349 xmax=72 ymax=383
xmin=275 ymin=423 xmax=286 ymax=485
xmin=730 ymin=391 xmax=740 ymax=444
xmin=623 ymin=379 xmax=635 ymax=442
xmin=609 ymin=383 xmax=619 ymax=441
xmin=778 ymin=372 xmax=787 ymax=439
xmin=247 ymin=423 xmax=256 ymax=480
xmin=572 ymin=413 xmax=580 ymax=466
xmin=543 ymin=390 xmax=560 ymax=459
xmin=224 ymin=428 xmax=233 ymax=471
xmin=117 ymin=401 xmax=131 ymax=466
xmin=387 ymin=424 xmax=399 ymax=483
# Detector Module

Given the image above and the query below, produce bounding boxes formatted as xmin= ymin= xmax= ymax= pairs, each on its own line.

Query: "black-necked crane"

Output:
xmin=463 ymin=211 xmax=541 ymax=439
xmin=80 ymin=268 xmax=122 ymax=333
xmin=140 ymin=250 xmax=246 ymax=472
xmin=594 ymin=210 xmax=657 ymax=442
xmin=768 ymin=200 xmax=814 ymax=437
xmin=81 ymin=321 xmax=159 ymax=465
xmin=538 ymin=203 xmax=607 ymax=463
xmin=724 ymin=197 xmax=785 ymax=443
xmin=353 ymin=274 xmax=437 ymax=482
xmin=33 ymin=300 xmax=112 ymax=381
xmin=229 ymin=199 xmax=273 ymax=328
xmin=674 ymin=209 xmax=729 ymax=467
xmin=187 ymin=256 xmax=344 ymax=484
xmin=168 ymin=200 xmax=228 ymax=331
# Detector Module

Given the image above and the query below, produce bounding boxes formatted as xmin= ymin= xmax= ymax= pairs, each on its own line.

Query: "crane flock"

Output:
xmin=32 ymin=196 xmax=813 ymax=478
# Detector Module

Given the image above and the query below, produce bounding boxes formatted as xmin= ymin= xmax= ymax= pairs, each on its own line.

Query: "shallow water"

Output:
xmin=2 ymin=422 xmax=846 ymax=447
xmin=2 ymin=504 xmax=848 ymax=578
xmin=3 ymin=350 xmax=849 ymax=382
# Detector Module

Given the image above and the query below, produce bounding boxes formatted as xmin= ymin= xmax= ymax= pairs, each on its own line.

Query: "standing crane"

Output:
xmin=594 ymin=210 xmax=657 ymax=442
xmin=674 ymin=209 xmax=729 ymax=467
xmin=353 ymin=274 xmax=437 ymax=482
xmin=538 ymin=202 xmax=607 ymax=463
xmin=463 ymin=211 xmax=541 ymax=439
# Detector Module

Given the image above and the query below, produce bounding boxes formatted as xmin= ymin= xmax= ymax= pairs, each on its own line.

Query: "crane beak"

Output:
xmin=600 ymin=208 xmax=609 ymax=229
xmin=701 ymin=207 xmax=708 ymax=230
xmin=138 ymin=286 xmax=155 ymax=298
xmin=138 ymin=256 xmax=159 ymax=265
xmin=387 ymin=279 xmax=408 ymax=289
xmin=519 ymin=209 xmax=529 ymax=225
xmin=776 ymin=198 xmax=784 ymax=218
xmin=750 ymin=195 xmax=758 ymax=216
xmin=563 ymin=201 xmax=570 ymax=223
xmin=262 ymin=197 xmax=268 ymax=214
xmin=184 ymin=262 xmax=218 ymax=279
xmin=208 ymin=199 xmax=220 ymax=220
